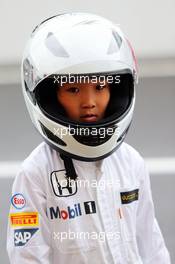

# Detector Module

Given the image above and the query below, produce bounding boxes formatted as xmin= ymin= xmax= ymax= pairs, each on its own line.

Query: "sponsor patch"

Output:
xmin=50 ymin=170 xmax=77 ymax=197
xmin=48 ymin=201 xmax=96 ymax=220
xmin=84 ymin=201 xmax=96 ymax=214
xmin=10 ymin=212 xmax=39 ymax=227
xmin=120 ymin=189 xmax=139 ymax=204
xmin=14 ymin=228 xmax=38 ymax=246
xmin=11 ymin=193 xmax=26 ymax=209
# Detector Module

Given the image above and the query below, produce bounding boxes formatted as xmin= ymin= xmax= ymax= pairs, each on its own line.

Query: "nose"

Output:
xmin=81 ymin=89 xmax=96 ymax=109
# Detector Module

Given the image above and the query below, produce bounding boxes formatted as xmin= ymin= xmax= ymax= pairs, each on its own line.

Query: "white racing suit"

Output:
xmin=7 ymin=142 xmax=171 ymax=263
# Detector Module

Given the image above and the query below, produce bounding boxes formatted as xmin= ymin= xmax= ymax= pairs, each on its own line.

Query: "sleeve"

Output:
xmin=136 ymin=160 xmax=171 ymax=263
xmin=7 ymin=167 xmax=52 ymax=264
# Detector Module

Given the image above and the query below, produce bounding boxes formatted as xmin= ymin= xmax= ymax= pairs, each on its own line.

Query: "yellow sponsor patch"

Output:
xmin=10 ymin=212 xmax=39 ymax=227
xmin=120 ymin=189 xmax=139 ymax=204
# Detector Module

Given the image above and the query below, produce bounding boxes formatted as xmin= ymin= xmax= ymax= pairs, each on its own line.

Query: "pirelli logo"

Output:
xmin=120 ymin=189 xmax=139 ymax=204
xmin=10 ymin=212 xmax=39 ymax=227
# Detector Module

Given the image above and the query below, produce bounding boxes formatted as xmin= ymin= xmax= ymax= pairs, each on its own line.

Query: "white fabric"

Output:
xmin=7 ymin=142 xmax=171 ymax=263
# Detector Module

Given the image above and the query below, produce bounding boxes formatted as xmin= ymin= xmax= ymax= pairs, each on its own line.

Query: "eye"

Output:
xmin=67 ymin=87 xmax=79 ymax=93
xmin=96 ymin=84 xmax=107 ymax=91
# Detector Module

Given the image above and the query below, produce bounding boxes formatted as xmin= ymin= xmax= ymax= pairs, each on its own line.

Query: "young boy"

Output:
xmin=7 ymin=13 xmax=171 ymax=263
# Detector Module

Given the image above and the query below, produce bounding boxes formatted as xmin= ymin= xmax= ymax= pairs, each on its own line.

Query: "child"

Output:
xmin=7 ymin=13 xmax=171 ymax=263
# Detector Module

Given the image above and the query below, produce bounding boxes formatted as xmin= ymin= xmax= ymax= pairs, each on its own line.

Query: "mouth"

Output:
xmin=80 ymin=114 xmax=98 ymax=122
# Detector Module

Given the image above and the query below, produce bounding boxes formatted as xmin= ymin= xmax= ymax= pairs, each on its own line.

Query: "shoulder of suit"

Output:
xmin=112 ymin=142 xmax=145 ymax=166
xmin=20 ymin=142 xmax=60 ymax=173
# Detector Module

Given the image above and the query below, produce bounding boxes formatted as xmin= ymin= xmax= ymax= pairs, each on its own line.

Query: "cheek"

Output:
xmin=57 ymin=90 xmax=62 ymax=104
xmin=102 ymin=90 xmax=110 ymax=109
xmin=57 ymin=93 xmax=79 ymax=118
xmin=57 ymin=93 xmax=69 ymax=112
xmin=57 ymin=92 xmax=69 ymax=108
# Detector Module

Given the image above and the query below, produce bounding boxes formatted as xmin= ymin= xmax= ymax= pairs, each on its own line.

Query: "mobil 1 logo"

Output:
xmin=48 ymin=201 xmax=96 ymax=220
xmin=84 ymin=201 xmax=96 ymax=214
xmin=14 ymin=228 xmax=38 ymax=246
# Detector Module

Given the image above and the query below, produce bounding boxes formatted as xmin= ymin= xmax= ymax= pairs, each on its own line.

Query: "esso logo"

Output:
xmin=11 ymin=193 xmax=26 ymax=209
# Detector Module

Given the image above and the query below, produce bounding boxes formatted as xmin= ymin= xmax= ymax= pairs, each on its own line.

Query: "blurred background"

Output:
xmin=0 ymin=0 xmax=175 ymax=262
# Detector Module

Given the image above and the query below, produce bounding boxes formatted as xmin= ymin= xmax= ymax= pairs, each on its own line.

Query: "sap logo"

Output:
xmin=50 ymin=170 xmax=77 ymax=197
xmin=14 ymin=228 xmax=38 ymax=246
xmin=48 ymin=201 xmax=96 ymax=220
xmin=11 ymin=193 xmax=26 ymax=209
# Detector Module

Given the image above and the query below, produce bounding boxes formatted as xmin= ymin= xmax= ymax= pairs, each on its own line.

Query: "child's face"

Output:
xmin=57 ymin=81 xmax=110 ymax=122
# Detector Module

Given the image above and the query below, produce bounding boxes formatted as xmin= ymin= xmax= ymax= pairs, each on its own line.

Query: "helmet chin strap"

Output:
xmin=60 ymin=154 xmax=78 ymax=180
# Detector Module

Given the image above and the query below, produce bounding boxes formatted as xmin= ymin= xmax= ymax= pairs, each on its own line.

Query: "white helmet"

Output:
xmin=22 ymin=12 xmax=138 ymax=161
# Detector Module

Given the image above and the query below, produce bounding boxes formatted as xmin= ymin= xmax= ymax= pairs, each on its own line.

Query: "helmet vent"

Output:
xmin=45 ymin=32 xmax=69 ymax=58
xmin=107 ymin=31 xmax=122 ymax=54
